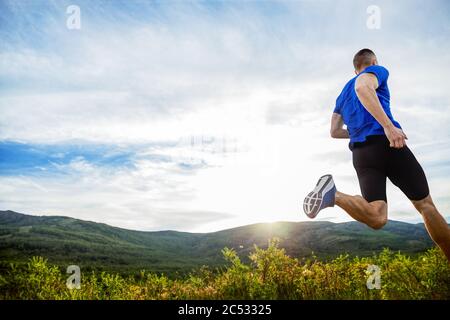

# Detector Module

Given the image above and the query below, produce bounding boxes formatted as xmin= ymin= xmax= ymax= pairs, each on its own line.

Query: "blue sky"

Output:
xmin=1 ymin=0 xmax=450 ymax=232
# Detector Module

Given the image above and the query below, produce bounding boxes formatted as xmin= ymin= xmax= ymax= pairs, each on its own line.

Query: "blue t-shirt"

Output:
xmin=333 ymin=65 xmax=401 ymax=146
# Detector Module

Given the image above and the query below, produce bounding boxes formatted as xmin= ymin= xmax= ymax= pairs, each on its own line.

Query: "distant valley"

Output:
xmin=0 ymin=210 xmax=435 ymax=275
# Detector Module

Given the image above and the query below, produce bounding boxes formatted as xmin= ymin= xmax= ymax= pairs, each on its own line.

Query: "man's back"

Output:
xmin=333 ymin=65 xmax=400 ymax=145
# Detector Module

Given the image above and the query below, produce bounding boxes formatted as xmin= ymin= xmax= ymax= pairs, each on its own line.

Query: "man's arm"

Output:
xmin=330 ymin=113 xmax=349 ymax=139
xmin=355 ymin=73 xmax=407 ymax=148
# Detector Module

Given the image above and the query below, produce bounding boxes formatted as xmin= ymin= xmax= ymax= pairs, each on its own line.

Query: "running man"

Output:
xmin=303 ymin=48 xmax=450 ymax=261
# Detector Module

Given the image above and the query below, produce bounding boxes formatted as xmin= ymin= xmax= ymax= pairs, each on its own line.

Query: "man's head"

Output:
xmin=353 ymin=48 xmax=378 ymax=74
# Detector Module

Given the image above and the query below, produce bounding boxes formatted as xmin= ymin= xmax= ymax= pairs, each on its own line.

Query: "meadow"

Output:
xmin=1 ymin=239 xmax=449 ymax=300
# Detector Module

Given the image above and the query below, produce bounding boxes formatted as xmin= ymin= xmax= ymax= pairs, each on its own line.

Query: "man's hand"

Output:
xmin=330 ymin=113 xmax=349 ymax=139
xmin=384 ymin=123 xmax=407 ymax=148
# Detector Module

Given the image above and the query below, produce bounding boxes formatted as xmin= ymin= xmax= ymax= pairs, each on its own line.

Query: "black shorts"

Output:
xmin=351 ymin=135 xmax=429 ymax=203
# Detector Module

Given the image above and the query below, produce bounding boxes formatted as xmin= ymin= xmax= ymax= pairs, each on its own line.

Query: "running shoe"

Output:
xmin=303 ymin=174 xmax=336 ymax=219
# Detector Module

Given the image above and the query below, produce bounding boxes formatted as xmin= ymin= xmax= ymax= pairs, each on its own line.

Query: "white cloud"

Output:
xmin=1 ymin=0 xmax=450 ymax=231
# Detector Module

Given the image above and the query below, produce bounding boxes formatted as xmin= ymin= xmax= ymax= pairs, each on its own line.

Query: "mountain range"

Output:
xmin=0 ymin=210 xmax=435 ymax=275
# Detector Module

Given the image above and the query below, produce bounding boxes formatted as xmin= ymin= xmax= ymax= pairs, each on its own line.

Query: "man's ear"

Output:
xmin=354 ymin=69 xmax=358 ymax=75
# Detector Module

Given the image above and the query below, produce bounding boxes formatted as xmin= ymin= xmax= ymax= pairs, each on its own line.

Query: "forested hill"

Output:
xmin=0 ymin=210 xmax=434 ymax=275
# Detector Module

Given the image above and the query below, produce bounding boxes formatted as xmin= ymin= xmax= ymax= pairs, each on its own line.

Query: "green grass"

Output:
xmin=1 ymin=239 xmax=449 ymax=300
xmin=0 ymin=210 xmax=436 ymax=276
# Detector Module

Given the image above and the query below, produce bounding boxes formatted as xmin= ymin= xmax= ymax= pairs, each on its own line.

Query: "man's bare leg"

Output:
xmin=412 ymin=195 xmax=450 ymax=261
xmin=335 ymin=191 xmax=387 ymax=230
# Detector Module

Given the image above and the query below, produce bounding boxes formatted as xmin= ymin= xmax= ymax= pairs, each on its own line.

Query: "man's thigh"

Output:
xmin=387 ymin=145 xmax=429 ymax=201
xmin=352 ymin=138 xmax=388 ymax=202
xmin=354 ymin=166 xmax=388 ymax=202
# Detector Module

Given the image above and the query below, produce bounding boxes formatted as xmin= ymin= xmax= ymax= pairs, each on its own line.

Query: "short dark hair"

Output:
xmin=353 ymin=48 xmax=376 ymax=70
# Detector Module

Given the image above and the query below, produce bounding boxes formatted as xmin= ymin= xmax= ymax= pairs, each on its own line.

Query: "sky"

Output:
xmin=1 ymin=0 xmax=449 ymax=232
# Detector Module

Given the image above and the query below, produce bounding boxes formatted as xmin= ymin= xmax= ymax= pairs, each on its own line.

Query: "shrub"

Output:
xmin=1 ymin=241 xmax=449 ymax=300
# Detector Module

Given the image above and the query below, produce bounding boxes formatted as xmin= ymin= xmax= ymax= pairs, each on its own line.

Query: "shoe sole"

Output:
xmin=303 ymin=175 xmax=332 ymax=219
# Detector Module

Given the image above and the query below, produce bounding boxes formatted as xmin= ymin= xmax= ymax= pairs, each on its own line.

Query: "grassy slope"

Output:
xmin=0 ymin=210 xmax=434 ymax=275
